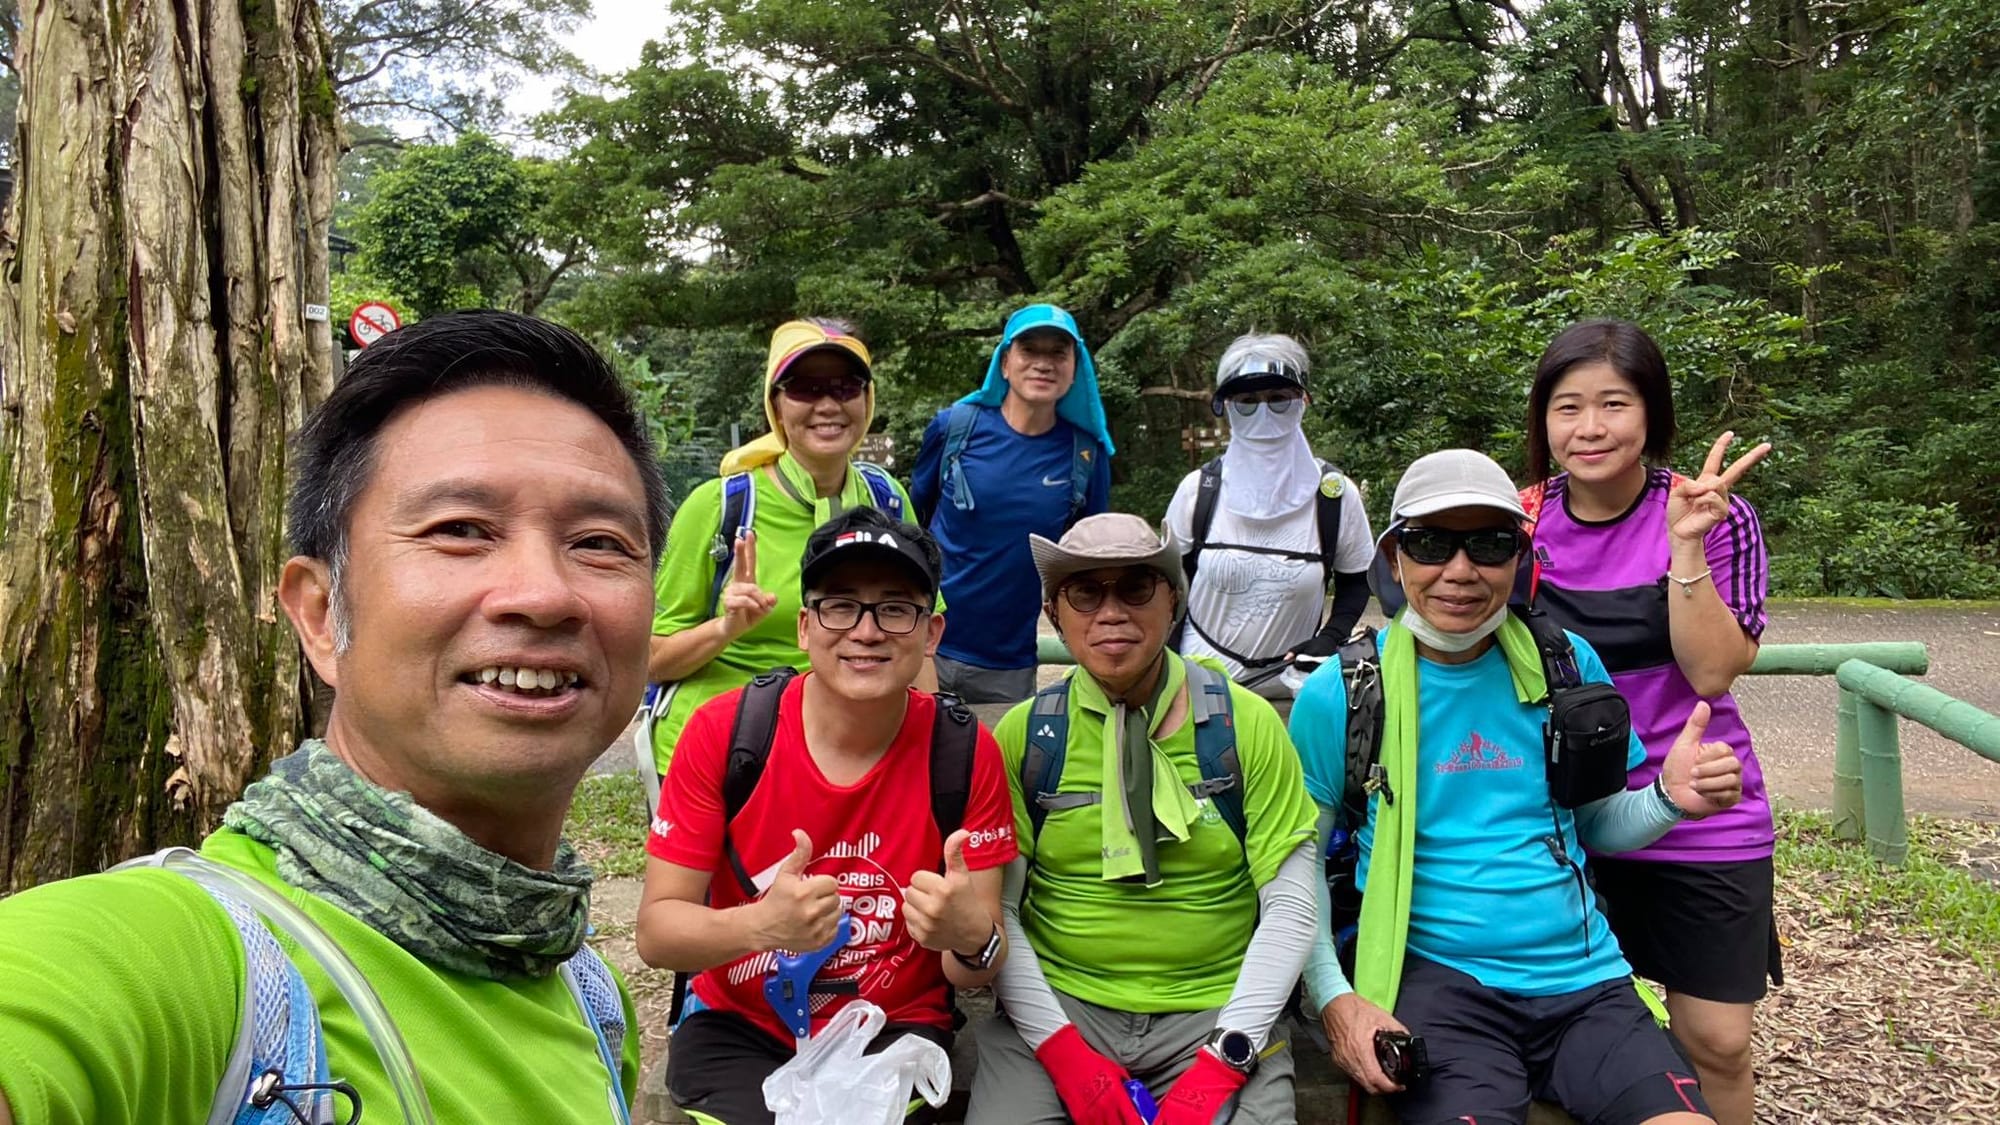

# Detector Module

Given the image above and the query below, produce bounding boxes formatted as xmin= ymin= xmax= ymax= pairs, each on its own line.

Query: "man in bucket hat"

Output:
xmin=966 ymin=513 xmax=1319 ymax=1125
xmin=1289 ymin=449 xmax=1741 ymax=1125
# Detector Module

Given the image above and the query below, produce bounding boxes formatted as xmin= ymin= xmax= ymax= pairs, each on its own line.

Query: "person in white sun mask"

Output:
xmin=1165 ymin=334 xmax=1375 ymax=702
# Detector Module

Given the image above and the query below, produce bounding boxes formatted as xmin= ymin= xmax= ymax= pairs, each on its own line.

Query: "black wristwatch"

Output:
xmin=1206 ymin=1027 xmax=1258 ymax=1075
xmin=952 ymin=923 xmax=1003 ymax=972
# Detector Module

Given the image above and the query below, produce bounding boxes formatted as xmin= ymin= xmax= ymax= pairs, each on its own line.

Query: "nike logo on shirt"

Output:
xmin=1042 ymin=473 xmax=1067 ymax=487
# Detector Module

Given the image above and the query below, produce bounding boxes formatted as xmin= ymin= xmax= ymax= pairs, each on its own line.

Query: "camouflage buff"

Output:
xmin=222 ymin=740 xmax=593 ymax=980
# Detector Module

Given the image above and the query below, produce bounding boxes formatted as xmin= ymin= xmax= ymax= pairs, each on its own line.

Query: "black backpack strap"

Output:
xmin=1020 ymin=681 xmax=1074 ymax=843
xmin=720 ymin=666 xmax=799 ymax=897
xmin=1337 ymin=630 xmax=1387 ymax=830
xmin=1516 ymin=605 xmax=1582 ymax=695
xmin=929 ymin=691 xmax=978 ymax=867
xmin=1184 ymin=457 xmax=1223 ymax=584
xmin=1313 ymin=460 xmax=1348 ymax=587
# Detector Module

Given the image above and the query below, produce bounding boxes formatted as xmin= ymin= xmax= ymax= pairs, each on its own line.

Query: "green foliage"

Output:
xmin=408 ymin=0 xmax=2000 ymax=599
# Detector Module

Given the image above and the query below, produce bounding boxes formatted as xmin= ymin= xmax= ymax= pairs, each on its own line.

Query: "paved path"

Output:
xmin=600 ymin=602 xmax=2000 ymax=818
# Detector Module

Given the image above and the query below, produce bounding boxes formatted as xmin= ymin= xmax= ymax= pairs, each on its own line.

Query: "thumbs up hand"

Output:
xmin=905 ymin=829 xmax=992 ymax=956
xmin=751 ymin=830 xmax=842 ymax=951
xmin=1657 ymin=702 xmax=1743 ymax=819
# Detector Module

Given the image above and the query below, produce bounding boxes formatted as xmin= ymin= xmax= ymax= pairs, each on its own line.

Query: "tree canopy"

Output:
xmin=336 ymin=0 xmax=2000 ymax=597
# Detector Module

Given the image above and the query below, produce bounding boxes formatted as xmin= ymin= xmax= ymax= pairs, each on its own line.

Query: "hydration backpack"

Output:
xmin=1178 ymin=457 xmax=1350 ymax=668
xmin=938 ymin=401 xmax=1097 ymax=525
xmin=114 ymin=847 xmax=629 ymax=1125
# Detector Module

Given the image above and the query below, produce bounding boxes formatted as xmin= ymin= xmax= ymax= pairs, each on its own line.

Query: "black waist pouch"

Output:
xmin=1543 ymin=681 xmax=1632 ymax=808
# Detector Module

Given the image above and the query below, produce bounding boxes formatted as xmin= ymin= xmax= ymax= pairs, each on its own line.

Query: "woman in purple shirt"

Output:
xmin=1519 ymin=319 xmax=1774 ymax=1125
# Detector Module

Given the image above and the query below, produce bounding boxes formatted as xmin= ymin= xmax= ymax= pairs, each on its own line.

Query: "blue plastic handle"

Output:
xmin=763 ymin=913 xmax=852 ymax=1041
xmin=1125 ymin=1078 xmax=1158 ymax=1123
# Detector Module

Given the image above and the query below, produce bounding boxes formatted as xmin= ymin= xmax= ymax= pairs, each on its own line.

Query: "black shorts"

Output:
xmin=1388 ymin=955 xmax=1710 ymax=1125
xmin=666 ymin=1008 xmax=952 ymax=1125
xmin=1590 ymin=855 xmax=1782 ymax=1004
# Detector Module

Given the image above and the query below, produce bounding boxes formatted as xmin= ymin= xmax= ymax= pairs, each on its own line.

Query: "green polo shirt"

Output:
xmin=994 ymin=655 xmax=1317 ymax=1012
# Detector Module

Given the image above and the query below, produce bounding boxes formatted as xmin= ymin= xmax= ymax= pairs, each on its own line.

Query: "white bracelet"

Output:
xmin=1666 ymin=568 xmax=1712 ymax=597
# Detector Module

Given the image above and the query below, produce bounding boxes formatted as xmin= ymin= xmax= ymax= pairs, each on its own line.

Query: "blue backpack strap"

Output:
xmin=705 ymin=471 xmax=757 ymax=617
xmin=214 ymin=885 xmax=329 ymax=1125
xmin=1020 ymin=680 xmax=1074 ymax=843
xmin=560 ymin=945 xmax=634 ymax=1125
xmin=942 ymin=402 xmax=980 ymax=511
xmin=1068 ymin=427 xmax=1097 ymax=524
xmin=855 ymin=461 xmax=906 ymax=521
xmin=1184 ymin=662 xmax=1248 ymax=847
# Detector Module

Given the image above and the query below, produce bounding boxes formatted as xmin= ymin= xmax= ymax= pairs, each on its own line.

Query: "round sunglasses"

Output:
xmin=1056 ymin=571 xmax=1163 ymax=613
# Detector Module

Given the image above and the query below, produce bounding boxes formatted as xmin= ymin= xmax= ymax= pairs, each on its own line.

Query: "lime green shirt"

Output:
xmin=0 ymin=830 xmax=640 ymax=1125
xmin=995 ymin=657 xmax=1317 ymax=1012
xmin=650 ymin=466 xmax=919 ymax=771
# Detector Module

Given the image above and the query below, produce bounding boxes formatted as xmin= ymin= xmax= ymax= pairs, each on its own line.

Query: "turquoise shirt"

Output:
xmin=1289 ymin=633 xmax=1645 ymax=998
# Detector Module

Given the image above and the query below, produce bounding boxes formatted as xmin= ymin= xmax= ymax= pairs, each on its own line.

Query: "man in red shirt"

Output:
xmin=638 ymin=506 xmax=1018 ymax=1124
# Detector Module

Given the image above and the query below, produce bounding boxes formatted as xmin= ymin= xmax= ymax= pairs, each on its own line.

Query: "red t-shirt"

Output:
xmin=648 ymin=675 xmax=1019 ymax=1045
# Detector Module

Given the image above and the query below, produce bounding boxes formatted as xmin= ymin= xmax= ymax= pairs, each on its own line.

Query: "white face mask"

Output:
xmin=1228 ymin=402 xmax=1304 ymax=441
xmin=1393 ymin=560 xmax=1510 ymax=652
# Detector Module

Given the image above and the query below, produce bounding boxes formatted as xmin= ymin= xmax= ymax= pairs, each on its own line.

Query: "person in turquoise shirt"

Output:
xmin=1289 ymin=449 xmax=1744 ymax=1125
xmin=0 ymin=312 xmax=657 ymax=1125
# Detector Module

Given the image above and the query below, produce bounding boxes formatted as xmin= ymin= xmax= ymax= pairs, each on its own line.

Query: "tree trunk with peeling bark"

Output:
xmin=0 ymin=0 xmax=339 ymax=889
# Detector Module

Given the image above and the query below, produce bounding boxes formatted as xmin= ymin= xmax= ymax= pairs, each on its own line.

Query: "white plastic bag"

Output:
xmin=762 ymin=1001 xmax=952 ymax=1125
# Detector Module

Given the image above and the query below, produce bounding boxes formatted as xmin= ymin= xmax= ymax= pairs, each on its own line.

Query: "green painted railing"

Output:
xmin=1833 ymin=658 xmax=2000 ymax=866
xmin=1035 ymin=636 xmax=1933 ymax=675
xmin=1037 ymin=634 xmax=1993 ymax=867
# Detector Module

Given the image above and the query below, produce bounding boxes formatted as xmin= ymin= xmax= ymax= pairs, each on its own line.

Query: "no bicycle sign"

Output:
xmin=348 ymin=301 xmax=402 ymax=348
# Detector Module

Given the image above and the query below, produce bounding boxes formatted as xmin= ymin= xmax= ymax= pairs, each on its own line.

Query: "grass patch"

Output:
xmin=1775 ymin=806 xmax=2000 ymax=971
xmin=565 ymin=772 xmax=650 ymax=879
xmin=1769 ymin=595 xmax=2000 ymax=610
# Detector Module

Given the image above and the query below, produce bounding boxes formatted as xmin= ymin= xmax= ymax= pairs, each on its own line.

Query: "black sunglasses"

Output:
xmin=777 ymin=376 xmax=867 ymax=403
xmin=1396 ymin=526 xmax=1526 ymax=567
xmin=1057 ymin=572 xmax=1163 ymax=613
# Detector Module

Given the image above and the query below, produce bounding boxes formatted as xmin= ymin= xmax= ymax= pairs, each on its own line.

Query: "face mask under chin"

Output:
xmin=1398 ymin=600 xmax=1509 ymax=653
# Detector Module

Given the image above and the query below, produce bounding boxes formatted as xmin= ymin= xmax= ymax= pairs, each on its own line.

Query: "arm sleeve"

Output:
xmin=991 ymin=858 xmax=1069 ymax=1050
xmin=0 ymin=871 xmax=242 ymax=1125
xmin=1236 ymin=693 xmax=1317 ymax=887
xmin=1216 ymin=841 xmax=1319 ymax=1048
xmin=1706 ymin=494 xmax=1769 ymax=640
xmin=1301 ymin=570 xmax=1371 ymax=656
xmin=653 ymin=477 xmax=725 ymax=636
xmin=911 ymin=413 xmax=945 ymax=528
xmin=647 ymin=698 xmax=731 ymax=869
xmin=1287 ymin=660 xmax=1352 ymax=812
xmin=1575 ymin=786 xmax=1681 ymax=854
xmin=1301 ymin=805 xmax=1354 ymax=1010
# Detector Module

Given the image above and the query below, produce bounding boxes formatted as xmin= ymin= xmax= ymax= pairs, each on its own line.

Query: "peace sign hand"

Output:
xmin=1668 ymin=431 xmax=1772 ymax=545
xmin=717 ymin=530 xmax=777 ymax=641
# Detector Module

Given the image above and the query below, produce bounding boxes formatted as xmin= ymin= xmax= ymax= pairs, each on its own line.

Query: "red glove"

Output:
xmin=1034 ymin=1024 xmax=1146 ymax=1125
xmin=1153 ymin=1047 xmax=1250 ymax=1125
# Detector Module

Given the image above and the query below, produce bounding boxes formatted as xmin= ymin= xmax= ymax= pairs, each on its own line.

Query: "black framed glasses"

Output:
xmin=1396 ymin=526 xmax=1526 ymax=567
xmin=1057 ymin=571 xmax=1163 ymax=613
xmin=807 ymin=596 xmax=928 ymax=634
xmin=777 ymin=376 xmax=867 ymax=403
xmin=1227 ymin=391 xmax=1303 ymax=415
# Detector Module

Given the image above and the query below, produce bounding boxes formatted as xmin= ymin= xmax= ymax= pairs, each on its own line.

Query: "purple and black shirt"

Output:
xmin=1525 ymin=468 xmax=1774 ymax=863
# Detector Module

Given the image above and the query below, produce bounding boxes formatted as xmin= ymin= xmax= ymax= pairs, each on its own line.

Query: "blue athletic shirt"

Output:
xmin=911 ymin=405 xmax=1111 ymax=671
xmin=1289 ymin=632 xmax=1645 ymax=997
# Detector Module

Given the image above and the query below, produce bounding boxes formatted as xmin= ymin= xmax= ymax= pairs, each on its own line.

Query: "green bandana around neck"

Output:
xmin=1072 ymin=653 xmax=1202 ymax=886
xmin=1353 ymin=611 xmax=1545 ymax=1011
xmin=773 ymin=450 xmax=876 ymax=524
xmin=222 ymin=740 xmax=593 ymax=981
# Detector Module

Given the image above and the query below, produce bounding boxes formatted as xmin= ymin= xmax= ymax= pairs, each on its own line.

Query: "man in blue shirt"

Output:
xmin=912 ymin=305 xmax=1114 ymax=703
xmin=1288 ymin=449 xmax=1744 ymax=1125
